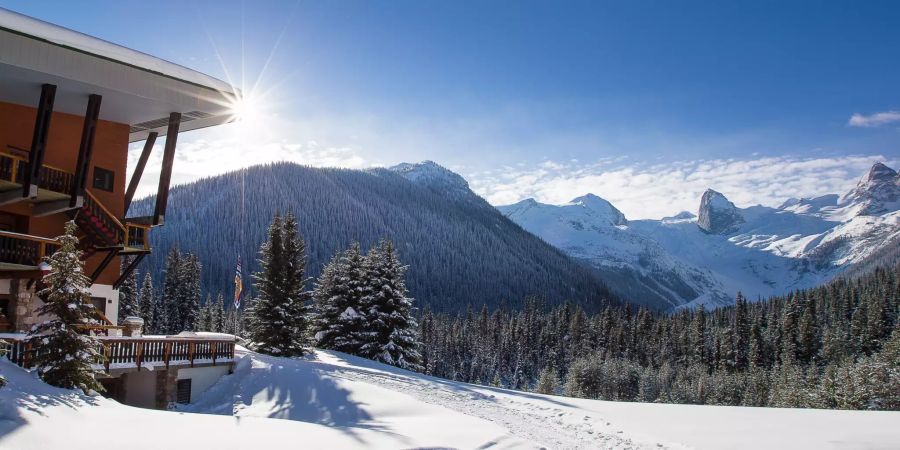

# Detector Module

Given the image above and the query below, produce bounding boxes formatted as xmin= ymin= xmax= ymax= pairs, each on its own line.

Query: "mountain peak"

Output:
xmin=697 ymin=189 xmax=743 ymax=234
xmin=389 ymin=161 xmax=470 ymax=192
xmin=568 ymin=194 xmax=627 ymax=226
xmin=864 ymin=162 xmax=898 ymax=183
xmin=840 ymin=162 xmax=900 ymax=216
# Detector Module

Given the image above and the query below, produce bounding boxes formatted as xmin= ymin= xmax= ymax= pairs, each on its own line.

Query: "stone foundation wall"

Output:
xmin=10 ymin=279 xmax=39 ymax=332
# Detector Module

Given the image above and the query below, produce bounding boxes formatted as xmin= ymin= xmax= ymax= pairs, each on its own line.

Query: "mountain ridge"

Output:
xmin=498 ymin=162 xmax=900 ymax=310
xmin=130 ymin=161 xmax=618 ymax=313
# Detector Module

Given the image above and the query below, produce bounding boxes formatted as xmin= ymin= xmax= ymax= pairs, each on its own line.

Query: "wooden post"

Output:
xmin=124 ymin=132 xmax=157 ymax=214
xmin=23 ymin=342 xmax=32 ymax=369
xmin=164 ymin=341 xmax=171 ymax=369
xmin=211 ymin=341 xmax=217 ymax=364
xmin=136 ymin=340 xmax=143 ymax=371
xmin=189 ymin=342 xmax=195 ymax=367
xmin=71 ymin=94 xmax=102 ymax=207
xmin=153 ymin=113 xmax=181 ymax=226
xmin=23 ymin=84 xmax=56 ymax=198
xmin=104 ymin=342 xmax=111 ymax=373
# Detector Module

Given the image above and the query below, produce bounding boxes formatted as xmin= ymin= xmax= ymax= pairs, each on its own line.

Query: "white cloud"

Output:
xmin=467 ymin=155 xmax=898 ymax=220
xmin=848 ymin=111 xmax=900 ymax=127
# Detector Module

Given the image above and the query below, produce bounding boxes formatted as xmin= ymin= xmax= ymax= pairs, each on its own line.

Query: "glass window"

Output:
xmin=92 ymin=167 xmax=115 ymax=192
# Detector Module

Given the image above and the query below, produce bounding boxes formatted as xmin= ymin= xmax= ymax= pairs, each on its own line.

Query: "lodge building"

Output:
xmin=0 ymin=8 xmax=239 ymax=408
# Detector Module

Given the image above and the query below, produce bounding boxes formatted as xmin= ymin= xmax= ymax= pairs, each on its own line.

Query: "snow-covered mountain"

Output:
xmin=498 ymin=162 xmax=900 ymax=311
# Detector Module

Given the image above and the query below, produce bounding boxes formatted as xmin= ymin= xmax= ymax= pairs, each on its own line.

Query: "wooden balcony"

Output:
xmin=0 ymin=149 xmax=74 ymax=203
xmin=1 ymin=335 xmax=237 ymax=374
xmin=0 ymin=230 xmax=59 ymax=270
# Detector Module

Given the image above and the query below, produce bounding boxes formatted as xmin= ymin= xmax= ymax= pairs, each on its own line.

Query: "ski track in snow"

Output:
xmin=325 ymin=362 xmax=657 ymax=450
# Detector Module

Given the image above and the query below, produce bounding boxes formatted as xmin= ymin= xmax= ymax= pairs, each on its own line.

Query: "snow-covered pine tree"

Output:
xmin=733 ymin=292 xmax=749 ymax=370
xmin=223 ymin=307 xmax=236 ymax=335
xmin=358 ymin=239 xmax=422 ymax=371
xmin=160 ymin=248 xmax=181 ymax=334
xmin=138 ymin=272 xmax=156 ymax=333
xmin=26 ymin=221 xmax=103 ymax=392
xmin=178 ymin=253 xmax=202 ymax=331
xmin=197 ymin=294 xmax=212 ymax=331
xmin=246 ymin=213 xmax=310 ymax=356
xmin=213 ymin=293 xmax=226 ymax=333
xmin=280 ymin=212 xmax=313 ymax=347
xmin=117 ymin=258 xmax=140 ymax=324
xmin=536 ymin=366 xmax=559 ymax=394
xmin=312 ymin=243 xmax=369 ymax=354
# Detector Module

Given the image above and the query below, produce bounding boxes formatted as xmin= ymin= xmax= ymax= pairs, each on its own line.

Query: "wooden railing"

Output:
xmin=0 ymin=230 xmax=59 ymax=266
xmin=0 ymin=151 xmax=75 ymax=195
xmin=3 ymin=336 xmax=236 ymax=372
xmin=124 ymin=221 xmax=151 ymax=250
xmin=82 ymin=190 xmax=126 ymax=245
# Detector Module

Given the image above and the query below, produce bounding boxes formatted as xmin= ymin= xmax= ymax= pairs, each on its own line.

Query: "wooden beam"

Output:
xmin=153 ymin=113 xmax=181 ymax=226
xmin=71 ymin=94 xmax=102 ymax=207
xmin=124 ymin=131 xmax=157 ymax=215
xmin=90 ymin=248 xmax=117 ymax=283
xmin=113 ymin=253 xmax=147 ymax=289
xmin=23 ymin=84 xmax=57 ymax=199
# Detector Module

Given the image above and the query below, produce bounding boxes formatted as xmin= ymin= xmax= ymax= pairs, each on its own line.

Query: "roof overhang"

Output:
xmin=0 ymin=8 xmax=240 ymax=143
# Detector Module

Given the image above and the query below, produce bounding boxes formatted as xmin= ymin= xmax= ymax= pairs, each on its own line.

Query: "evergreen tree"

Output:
xmin=117 ymin=258 xmax=140 ymax=324
xmin=536 ymin=366 xmax=559 ymax=394
xmin=26 ymin=221 xmax=103 ymax=392
xmin=733 ymin=293 xmax=749 ymax=370
xmin=212 ymin=293 xmax=226 ymax=333
xmin=138 ymin=273 xmax=156 ymax=333
xmin=312 ymin=243 xmax=369 ymax=354
xmin=160 ymin=248 xmax=181 ymax=334
xmin=246 ymin=213 xmax=311 ymax=356
xmin=691 ymin=305 xmax=706 ymax=366
xmin=358 ymin=239 xmax=422 ymax=370
xmin=197 ymin=294 xmax=213 ymax=331
xmin=179 ymin=254 xmax=203 ymax=332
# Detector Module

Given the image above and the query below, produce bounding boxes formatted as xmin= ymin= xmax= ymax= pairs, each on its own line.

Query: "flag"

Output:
xmin=233 ymin=256 xmax=243 ymax=309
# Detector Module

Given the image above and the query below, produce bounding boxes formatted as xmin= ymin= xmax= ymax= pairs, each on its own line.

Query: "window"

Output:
xmin=92 ymin=167 xmax=115 ymax=192
xmin=90 ymin=296 xmax=107 ymax=315
xmin=176 ymin=379 xmax=192 ymax=404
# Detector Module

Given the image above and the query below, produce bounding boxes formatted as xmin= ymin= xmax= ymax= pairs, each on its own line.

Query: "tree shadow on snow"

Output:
xmin=179 ymin=352 xmax=405 ymax=445
xmin=0 ymin=360 xmax=100 ymax=441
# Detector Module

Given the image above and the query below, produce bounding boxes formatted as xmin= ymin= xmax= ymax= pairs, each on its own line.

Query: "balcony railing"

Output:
xmin=2 ymin=335 xmax=237 ymax=372
xmin=0 ymin=151 xmax=75 ymax=196
xmin=125 ymin=221 xmax=151 ymax=250
xmin=0 ymin=230 xmax=59 ymax=267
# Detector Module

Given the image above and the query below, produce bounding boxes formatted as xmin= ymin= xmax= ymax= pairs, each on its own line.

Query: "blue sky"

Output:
xmin=3 ymin=0 xmax=899 ymax=218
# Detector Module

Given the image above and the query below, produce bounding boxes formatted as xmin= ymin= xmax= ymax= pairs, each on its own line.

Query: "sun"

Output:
xmin=230 ymin=94 xmax=262 ymax=125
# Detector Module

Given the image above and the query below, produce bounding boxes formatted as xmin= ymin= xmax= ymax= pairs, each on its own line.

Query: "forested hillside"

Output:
xmin=421 ymin=264 xmax=900 ymax=410
xmin=129 ymin=162 xmax=616 ymax=312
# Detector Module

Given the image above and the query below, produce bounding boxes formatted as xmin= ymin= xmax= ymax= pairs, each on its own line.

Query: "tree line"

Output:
xmin=419 ymin=265 xmax=900 ymax=410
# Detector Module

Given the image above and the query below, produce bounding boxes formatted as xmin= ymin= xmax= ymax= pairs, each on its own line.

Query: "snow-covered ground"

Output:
xmin=3 ymin=348 xmax=900 ymax=449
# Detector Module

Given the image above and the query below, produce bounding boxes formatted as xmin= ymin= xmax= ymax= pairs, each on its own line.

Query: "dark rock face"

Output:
xmin=697 ymin=189 xmax=744 ymax=234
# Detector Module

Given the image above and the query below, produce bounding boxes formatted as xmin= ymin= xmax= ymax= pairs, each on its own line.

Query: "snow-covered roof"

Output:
xmin=0 ymin=8 xmax=240 ymax=142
